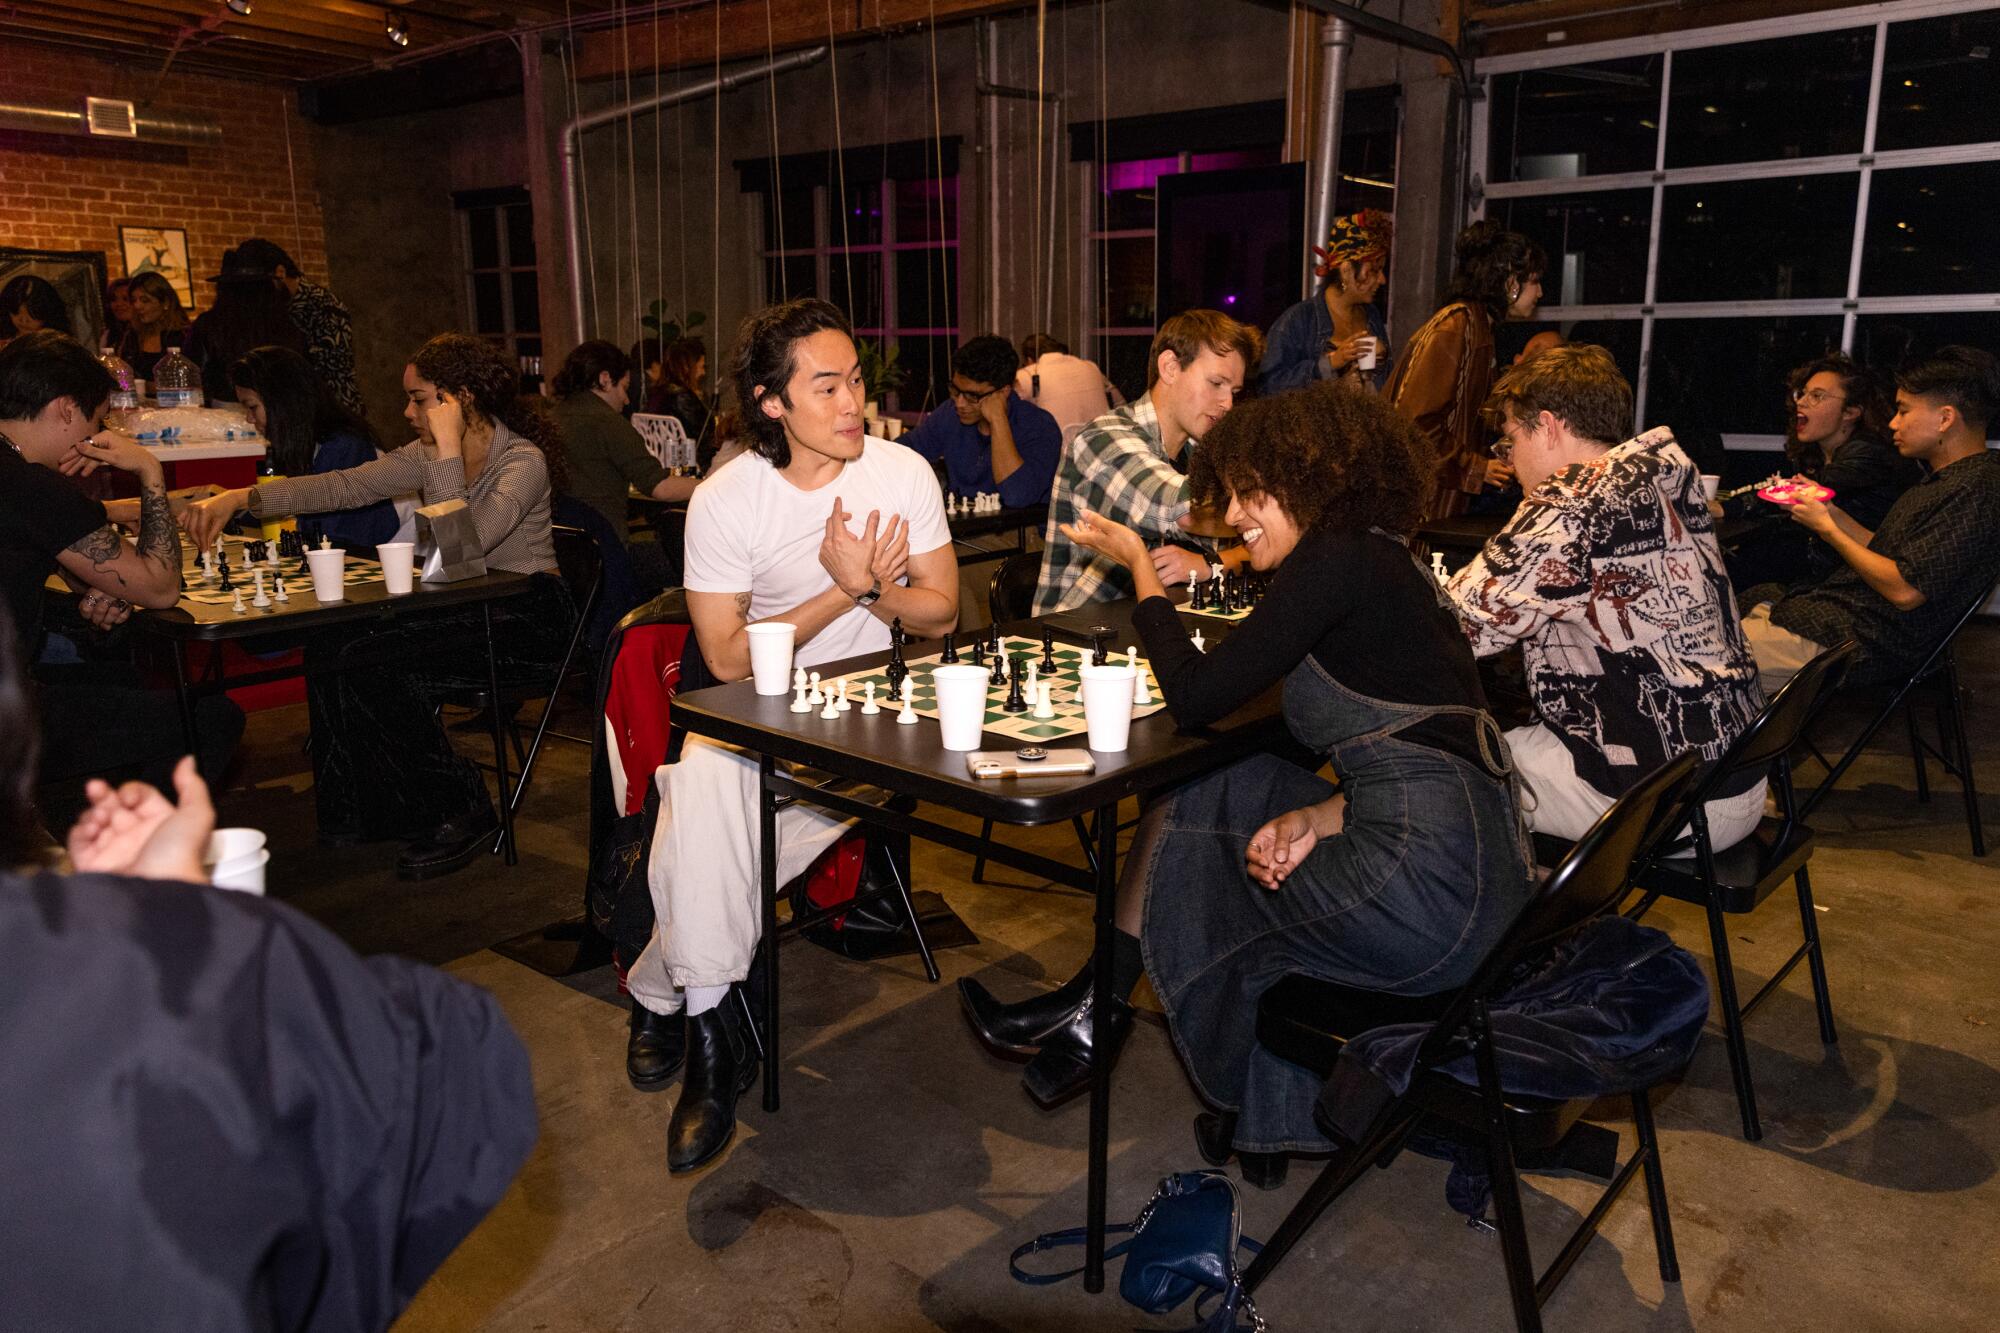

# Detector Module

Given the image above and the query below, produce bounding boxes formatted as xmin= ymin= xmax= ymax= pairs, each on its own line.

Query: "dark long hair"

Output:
xmin=730 ymin=298 xmax=852 ymax=469
xmin=1446 ymin=220 xmax=1547 ymax=324
xmin=123 ymin=271 xmax=187 ymax=332
xmin=230 ymin=345 xmax=378 ymax=476
xmin=0 ymin=600 xmax=42 ymax=867
xmin=551 ymin=339 xmax=630 ymax=398
xmin=1 ymin=275 xmax=72 ymax=340
xmin=662 ymin=336 xmax=706 ymax=392
xmin=197 ymin=276 xmax=302 ymax=371
xmin=408 ymin=333 xmax=567 ymax=492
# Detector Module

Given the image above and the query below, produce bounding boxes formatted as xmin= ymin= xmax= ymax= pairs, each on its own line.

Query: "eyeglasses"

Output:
xmin=1792 ymin=388 xmax=1847 ymax=408
xmin=1490 ymin=437 xmax=1514 ymax=463
xmin=950 ymin=383 xmax=1004 ymax=404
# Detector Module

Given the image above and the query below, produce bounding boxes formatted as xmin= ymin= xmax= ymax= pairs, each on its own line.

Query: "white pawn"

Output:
xmin=836 ymin=678 xmax=852 ymax=711
xmin=1430 ymin=551 xmax=1449 ymax=585
xmin=319 ymin=533 xmax=332 ymax=550
xmin=820 ymin=693 xmax=840 ymax=719
xmin=1191 ymin=628 xmax=1207 ymax=654
xmin=790 ymin=676 xmax=813 ymax=713
xmin=231 ymin=588 xmax=246 ymax=614
xmin=274 ymin=574 xmax=290 ymax=603
xmin=1032 ymin=680 xmax=1055 ymax=719
xmin=861 ymin=681 xmax=880 ymax=715
xmin=251 ymin=568 xmax=271 ymax=608
xmin=808 ymin=670 xmax=824 ymax=704
xmin=1026 ymin=660 xmax=1039 ymax=697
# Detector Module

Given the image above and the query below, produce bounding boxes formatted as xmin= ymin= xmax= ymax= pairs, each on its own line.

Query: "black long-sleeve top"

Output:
xmin=1131 ymin=525 xmax=1491 ymax=766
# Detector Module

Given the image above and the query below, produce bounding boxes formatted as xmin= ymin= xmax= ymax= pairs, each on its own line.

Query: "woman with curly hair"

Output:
xmin=185 ymin=334 xmax=572 ymax=878
xmin=1386 ymin=219 xmax=1546 ymax=519
xmin=958 ymin=381 xmax=1529 ymax=1176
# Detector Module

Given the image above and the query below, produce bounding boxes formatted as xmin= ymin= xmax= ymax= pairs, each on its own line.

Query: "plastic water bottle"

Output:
xmin=153 ymin=339 xmax=201 ymax=408
xmin=98 ymin=343 xmax=138 ymax=412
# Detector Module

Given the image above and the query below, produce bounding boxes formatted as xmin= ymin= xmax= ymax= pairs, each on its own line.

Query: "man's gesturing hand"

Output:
xmin=819 ymin=496 xmax=886 ymax=598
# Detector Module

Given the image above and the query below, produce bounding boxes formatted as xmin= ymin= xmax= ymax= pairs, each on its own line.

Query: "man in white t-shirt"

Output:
xmin=625 ymin=299 xmax=957 ymax=1173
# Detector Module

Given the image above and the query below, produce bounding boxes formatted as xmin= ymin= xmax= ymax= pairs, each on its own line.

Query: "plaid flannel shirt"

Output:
xmin=1032 ymin=393 xmax=1215 ymax=614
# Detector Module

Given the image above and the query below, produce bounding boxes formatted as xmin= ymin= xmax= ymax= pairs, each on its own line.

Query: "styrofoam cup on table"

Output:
xmin=305 ymin=547 xmax=347 ymax=602
xmin=210 ymin=849 xmax=270 ymax=895
xmin=931 ymin=664 xmax=990 ymax=751
xmin=746 ymin=621 xmax=797 ymax=695
xmin=1700 ymin=474 xmax=1721 ymax=505
xmin=377 ymin=541 xmax=415 ymax=595
xmin=1080 ymin=664 xmax=1137 ymax=752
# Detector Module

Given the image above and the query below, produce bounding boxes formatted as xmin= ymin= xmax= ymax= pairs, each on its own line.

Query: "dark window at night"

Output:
xmin=1861 ymin=162 xmax=2000 ymax=297
xmin=1496 ymin=190 xmax=1652 ymax=306
xmin=1876 ymin=12 xmax=2000 ymax=151
xmin=1666 ymin=28 xmax=1875 ymax=167
xmin=458 ymin=192 xmax=540 ymax=372
xmin=1656 ymin=175 xmax=1859 ymax=303
xmin=1648 ymin=316 xmax=1845 ymax=436
xmin=1488 ymin=56 xmax=1664 ymax=183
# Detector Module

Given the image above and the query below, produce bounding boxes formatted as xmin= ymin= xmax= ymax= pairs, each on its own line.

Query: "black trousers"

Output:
xmin=34 ymin=662 xmax=245 ymax=833
xmin=305 ymin=576 xmax=575 ymax=842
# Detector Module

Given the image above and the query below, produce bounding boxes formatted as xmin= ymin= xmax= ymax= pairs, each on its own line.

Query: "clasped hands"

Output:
xmin=819 ymin=495 xmax=910 ymax=598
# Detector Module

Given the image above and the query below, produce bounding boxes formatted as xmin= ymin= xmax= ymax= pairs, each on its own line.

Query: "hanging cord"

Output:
xmin=927 ymin=0 xmax=952 ymax=408
xmin=278 ymin=90 xmax=304 ymax=266
xmin=1096 ymin=0 xmax=1108 ymax=363
xmin=765 ymin=0 xmax=788 ymax=297
xmin=1032 ymin=0 xmax=1046 ymax=343
xmin=712 ymin=0 xmax=721 ymax=366
xmin=673 ymin=18 xmax=688 ymax=321
xmin=652 ymin=11 xmax=664 ymax=348
xmin=560 ymin=4 xmax=601 ymax=337
xmin=620 ymin=0 xmax=642 ymax=355
xmin=825 ymin=0 xmax=855 ymax=326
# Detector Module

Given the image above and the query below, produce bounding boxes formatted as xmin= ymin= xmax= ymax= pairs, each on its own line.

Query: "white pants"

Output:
xmin=626 ymin=736 xmax=853 ymax=1015
xmin=1507 ymin=722 xmax=1766 ymax=853
xmin=1740 ymin=602 xmax=1828 ymax=697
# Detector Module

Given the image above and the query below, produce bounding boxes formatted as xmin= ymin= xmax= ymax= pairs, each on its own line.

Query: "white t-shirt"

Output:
xmin=684 ymin=436 xmax=952 ymax=668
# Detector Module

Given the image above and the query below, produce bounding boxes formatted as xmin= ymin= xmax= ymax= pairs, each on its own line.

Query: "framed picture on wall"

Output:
xmin=118 ymin=225 xmax=193 ymax=308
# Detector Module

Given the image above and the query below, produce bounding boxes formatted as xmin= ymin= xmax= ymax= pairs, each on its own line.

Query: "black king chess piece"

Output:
xmin=939 ymin=630 xmax=958 ymax=664
xmin=884 ymin=619 xmax=909 ymax=696
xmin=1002 ymin=656 xmax=1028 ymax=713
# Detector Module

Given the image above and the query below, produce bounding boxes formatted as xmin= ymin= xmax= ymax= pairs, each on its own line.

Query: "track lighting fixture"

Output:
xmin=385 ymin=9 xmax=410 ymax=47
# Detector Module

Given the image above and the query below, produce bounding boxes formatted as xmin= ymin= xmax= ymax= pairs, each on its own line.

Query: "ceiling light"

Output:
xmin=225 ymin=0 xmax=253 ymax=14
xmin=385 ymin=9 xmax=409 ymax=46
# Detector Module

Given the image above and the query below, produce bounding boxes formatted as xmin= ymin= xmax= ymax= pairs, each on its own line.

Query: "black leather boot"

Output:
xmin=957 ymin=961 xmax=1095 ymax=1057
xmin=627 ymin=1001 xmax=685 ymax=1091
xmin=667 ymin=992 xmax=759 ymax=1173
xmin=1195 ymin=1111 xmax=1290 ymax=1189
xmin=1020 ymin=986 xmax=1135 ymax=1108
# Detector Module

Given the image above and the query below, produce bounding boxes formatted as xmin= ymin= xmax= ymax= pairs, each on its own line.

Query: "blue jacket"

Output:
xmin=301 ymin=430 xmax=401 ymax=551
xmin=1261 ymin=291 xmax=1389 ymax=393
xmin=900 ymin=394 xmax=1061 ymax=508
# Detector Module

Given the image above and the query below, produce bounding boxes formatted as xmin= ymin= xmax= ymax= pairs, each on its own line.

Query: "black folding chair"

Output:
xmin=1625 ymin=640 xmax=1857 ymax=1142
xmin=1242 ymin=753 xmax=1705 ymax=1333
xmin=1799 ymin=586 xmax=1992 ymax=857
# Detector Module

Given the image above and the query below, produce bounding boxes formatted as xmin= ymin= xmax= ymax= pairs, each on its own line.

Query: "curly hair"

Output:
xmin=952 ymin=334 xmax=1019 ymax=390
xmin=1191 ymin=380 xmax=1432 ymax=537
xmin=409 ymin=332 xmax=567 ymax=492
xmin=1446 ymin=220 xmax=1547 ymax=324
xmin=1784 ymin=351 xmax=1892 ymax=462
xmin=729 ymin=297 xmax=853 ymax=469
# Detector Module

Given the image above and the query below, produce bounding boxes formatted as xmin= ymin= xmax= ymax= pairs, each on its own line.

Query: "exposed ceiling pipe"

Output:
xmin=1305 ymin=14 xmax=1353 ymax=298
xmin=0 ymin=98 xmax=223 ymax=146
xmin=560 ymin=45 xmax=829 ymax=340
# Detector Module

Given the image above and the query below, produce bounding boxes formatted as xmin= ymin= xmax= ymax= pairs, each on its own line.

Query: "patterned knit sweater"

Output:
xmin=1445 ymin=427 xmax=1765 ymax=798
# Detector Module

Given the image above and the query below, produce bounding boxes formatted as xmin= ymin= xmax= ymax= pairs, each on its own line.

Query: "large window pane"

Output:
xmin=1855 ymin=312 xmax=2000 ymax=376
xmin=762 ymin=187 xmax=817 ymax=252
xmin=1877 ymin=12 xmax=2000 ymax=151
xmin=1496 ymin=190 xmax=1651 ymax=306
xmin=826 ymin=182 xmax=883 ymax=248
xmin=892 ymin=334 xmax=954 ymax=412
xmin=1102 ymin=236 xmax=1155 ymax=327
xmin=505 ymin=204 xmax=536 ymax=265
xmin=894 ymin=177 xmax=957 ymax=244
xmin=1099 ymin=334 xmax=1154 ymax=404
xmin=894 ymin=247 xmax=956 ymax=329
xmin=1656 ymin=175 xmax=1858 ymax=302
xmin=471 ymin=273 xmax=504 ymax=333
xmin=510 ymin=272 xmax=540 ymax=333
xmin=765 ymin=255 xmax=817 ymax=303
xmin=1666 ymin=28 xmax=1874 ymax=167
xmin=1861 ymin=163 xmax=2000 ymax=297
xmin=467 ymin=209 xmax=500 ymax=270
xmin=1101 ymin=156 xmax=1173 ymax=231
xmin=1647 ymin=316 xmax=1844 ymax=436
xmin=826 ymin=251 xmax=884 ymax=330
xmin=1487 ymin=56 xmax=1663 ymax=182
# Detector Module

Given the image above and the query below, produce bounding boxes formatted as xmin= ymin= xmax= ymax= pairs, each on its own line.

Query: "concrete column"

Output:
xmin=521 ymin=36 xmax=580 ymax=362
xmin=1386 ymin=67 xmax=1462 ymax=349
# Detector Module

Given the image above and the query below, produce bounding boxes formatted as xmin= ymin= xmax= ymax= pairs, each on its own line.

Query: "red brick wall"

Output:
xmin=0 ymin=37 xmax=328 ymax=315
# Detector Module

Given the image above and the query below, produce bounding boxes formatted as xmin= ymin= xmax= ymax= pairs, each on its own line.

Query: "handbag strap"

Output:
xmin=1008 ymin=1225 xmax=1139 ymax=1287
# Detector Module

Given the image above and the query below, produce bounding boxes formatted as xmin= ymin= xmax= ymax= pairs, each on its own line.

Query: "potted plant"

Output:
xmin=856 ymin=337 xmax=906 ymax=418
xmin=640 ymin=301 xmax=707 ymax=345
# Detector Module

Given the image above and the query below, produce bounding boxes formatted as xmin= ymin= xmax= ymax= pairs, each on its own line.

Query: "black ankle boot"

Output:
xmin=1020 ymin=987 xmax=1135 ymax=1108
xmin=1194 ymin=1111 xmax=1289 ymax=1189
xmin=957 ymin=961 xmax=1096 ymax=1057
xmin=668 ymin=992 xmax=759 ymax=1173
xmin=627 ymin=1001 xmax=684 ymax=1091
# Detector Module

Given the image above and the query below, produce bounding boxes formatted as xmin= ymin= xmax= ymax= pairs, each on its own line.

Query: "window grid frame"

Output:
xmin=459 ymin=201 xmax=540 ymax=368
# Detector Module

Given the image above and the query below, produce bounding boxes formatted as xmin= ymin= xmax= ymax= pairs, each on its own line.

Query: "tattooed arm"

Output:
xmin=54 ymin=446 xmax=184 ymax=609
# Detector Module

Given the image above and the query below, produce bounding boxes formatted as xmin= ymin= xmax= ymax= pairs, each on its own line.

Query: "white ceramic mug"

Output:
xmin=931 ymin=664 xmax=991 ymax=751
xmin=376 ymin=541 xmax=415 ymax=595
xmin=746 ymin=622 xmax=797 ymax=695
xmin=1079 ymin=664 xmax=1137 ymax=752
xmin=305 ymin=547 xmax=347 ymax=602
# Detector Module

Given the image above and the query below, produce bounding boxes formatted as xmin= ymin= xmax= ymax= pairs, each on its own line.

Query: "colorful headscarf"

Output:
xmin=1312 ymin=209 xmax=1394 ymax=279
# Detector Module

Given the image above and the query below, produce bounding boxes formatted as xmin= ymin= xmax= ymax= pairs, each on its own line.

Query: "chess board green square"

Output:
xmin=839 ymin=634 xmax=1166 ymax=742
xmin=179 ymin=536 xmax=384 ymax=607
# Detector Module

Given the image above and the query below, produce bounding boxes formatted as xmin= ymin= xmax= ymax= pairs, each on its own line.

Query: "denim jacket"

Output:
xmin=1260 ymin=290 xmax=1389 ymax=394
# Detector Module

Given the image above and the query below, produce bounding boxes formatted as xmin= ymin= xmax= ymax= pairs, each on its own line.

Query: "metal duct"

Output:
xmin=0 ymin=98 xmax=223 ymax=146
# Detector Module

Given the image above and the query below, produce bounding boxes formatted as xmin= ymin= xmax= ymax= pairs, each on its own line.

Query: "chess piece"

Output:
xmin=968 ymin=636 xmax=985 ymax=669
xmin=319 ymin=534 xmax=332 ymax=550
xmin=274 ymin=575 xmax=290 ymax=603
xmin=890 ymin=616 xmax=907 ymax=646
xmin=1032 ymin=680 xmax=1055 ymax=719
xmin=1210 ymin=571 xmax=1223 ymax=609
xmin=1090 ymin=629 xmax=1111 ymax=667
xmin=820 ymin=692 xmax=840 ymax=720
xmin=885 ymin=632 xmax=909 ymax=695
xmin=251 ymin=569 xmax=271 ymax=609
xmin=1026 ymin=660 xmax=1039 ymax=698
xmin=988 ymin=622 xmax=1002 ymax=656
xmin=231 ymin=589 xmax=246 ymax=614
xmin=1040 ymin=627 xmax=1058 ymax=673
xmin=897 ymin=679 xmax=918 ymax=725
xmin=1191 ymin=629 xmax=1207 ymax=653
xmin=861 ymin=681 xmax=880 ymax=715
xmin=790 ymin=678 xmax=813 ymax=713
xmin=808 ymin=670 xmax=824 ymax=704
xmin=940 ymin=630 xmax=958 ymax=664
xmin=836 ymin=678 xmax=851 ymax=711
xmin=216 ymin=549 xmax=233 ymax=591
xmin=1189 ymin=578 xmax=1204 ymax=611
xmin=1430 ymin=552 xmax=1449 ymax=585
xmin=1003 ymin=657 xmax=1028 ymax=713
xmin=989 ymin=649 xmax=1007 ymax=686
xmin=794 ymin=666 xmax=808 ymax=696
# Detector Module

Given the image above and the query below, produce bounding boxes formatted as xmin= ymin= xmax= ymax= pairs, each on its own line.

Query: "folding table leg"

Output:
xmin=759 ymin=753 xmax=781 ymax=1114
xmin=482 ymin=603 xmax=517 ymax=865
xmin=1085 ymin=802 xmax=1118 ymax=1294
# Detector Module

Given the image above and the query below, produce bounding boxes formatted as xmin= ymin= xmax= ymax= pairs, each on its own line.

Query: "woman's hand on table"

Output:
xmin=66 ymin=757 xmax=216 ymax=885
xmin=1245 ymin=796 xmax=1346 ymax=890
xmin=181 ymin=488 xmax=252 ymax=550
xmin=426 ymin=390 xmax=467 ymax=456
xmin=1059 ymin=507 xmax=1148 ymax=571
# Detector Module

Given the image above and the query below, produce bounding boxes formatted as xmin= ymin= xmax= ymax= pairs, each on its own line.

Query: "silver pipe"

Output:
xmin=0 ymin=99 xmax=222 ymax=146
xmin=561 ymin=45 xmax=828 ymax=341
xmin=1305 ymin=15 xmax=1352 ymax=297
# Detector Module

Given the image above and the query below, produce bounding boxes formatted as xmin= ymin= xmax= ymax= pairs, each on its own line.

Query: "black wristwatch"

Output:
xmin=854 ymin=577 xmax=883 ymax=608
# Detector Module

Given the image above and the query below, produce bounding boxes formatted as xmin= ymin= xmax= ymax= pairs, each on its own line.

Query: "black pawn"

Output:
xmin=1190 ymin=579 xmax=1206 ymax=611
xmin=1039 ymin=626 xmax=1058 ymax=674
xmin=969 ymin=636 xmax=985 ymax=668
xmin=1002 ymin=656 xmax=1028 ymax=713
xmin=216 ymin=549 xmax=233 ymax=591
xmin=885 ymin=634 xmax=908 ymax=696
xmin=989 ymin=648 xmax=1007 ymax=686
xmin=939 ymin=630 xmax=958 ymax=664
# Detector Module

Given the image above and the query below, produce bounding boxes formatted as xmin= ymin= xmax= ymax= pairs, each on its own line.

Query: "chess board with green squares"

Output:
xmin=842 ymin=634 xmax=1166 ymax=742
xmin=179 ymin=535 xmax=383 ymax=607
xmin=1181 ymin=599 xmax=1253 ymax=623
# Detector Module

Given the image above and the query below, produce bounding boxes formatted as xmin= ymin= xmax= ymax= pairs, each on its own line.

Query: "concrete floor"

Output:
xmin=226 ymin=622 xmax=2000 ymax=1331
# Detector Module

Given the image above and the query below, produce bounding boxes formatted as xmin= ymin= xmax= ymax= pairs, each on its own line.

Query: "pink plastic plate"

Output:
xmin=1757 ymin=480 xmax=1835 ymax=506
